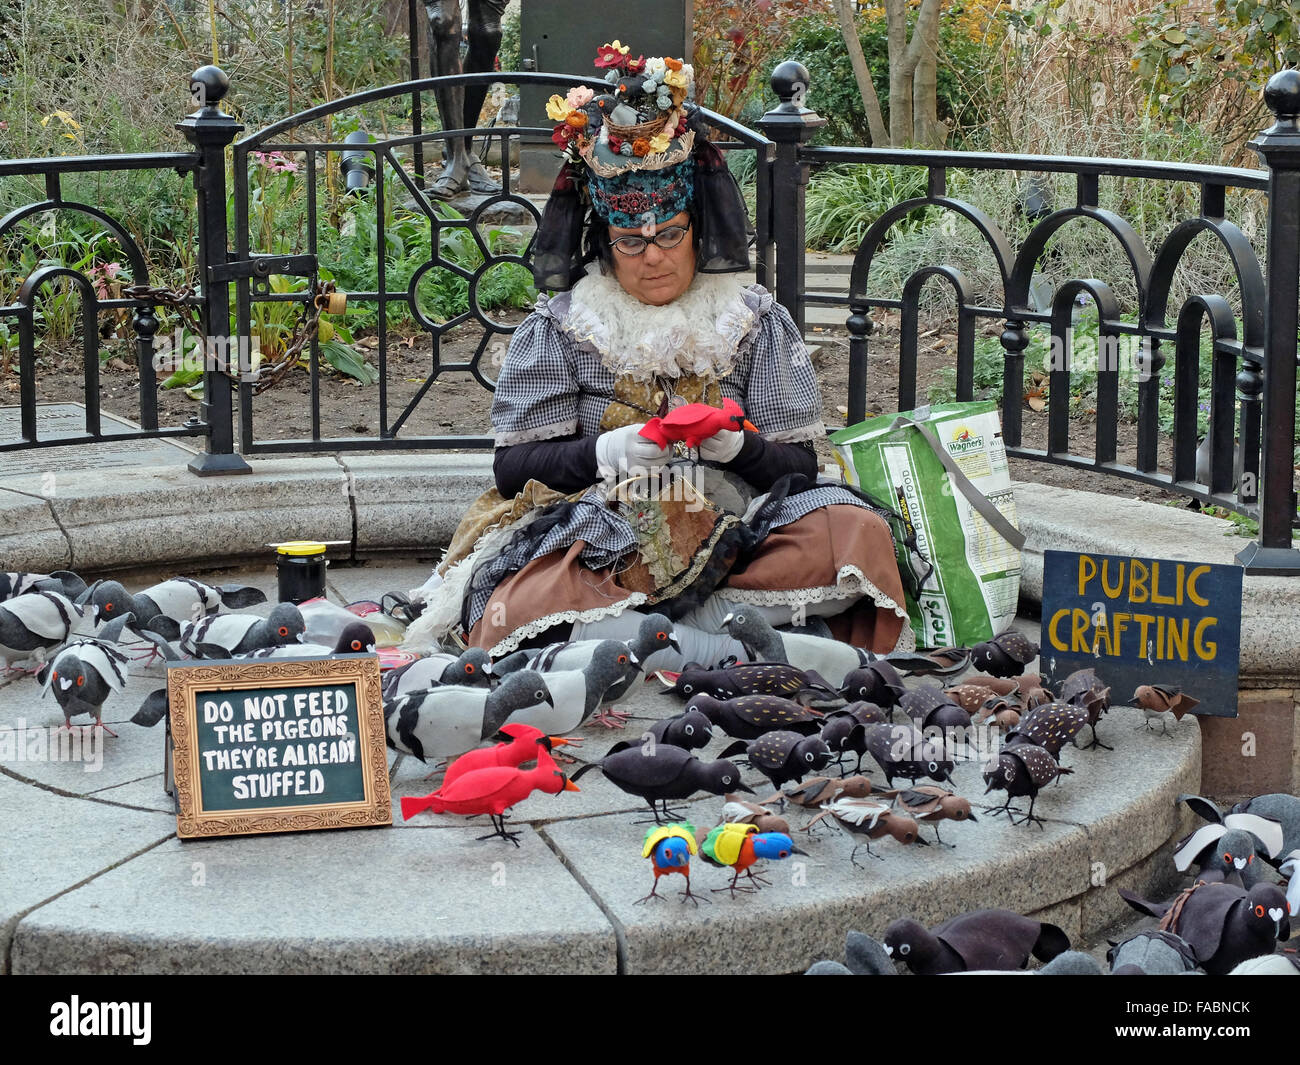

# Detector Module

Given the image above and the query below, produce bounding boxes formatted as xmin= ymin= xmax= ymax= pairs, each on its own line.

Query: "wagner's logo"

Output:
xmin=50 ymin=998 xmax=151 ymax=1045
xmin=948 ymin=425 xmax=984 ymax=454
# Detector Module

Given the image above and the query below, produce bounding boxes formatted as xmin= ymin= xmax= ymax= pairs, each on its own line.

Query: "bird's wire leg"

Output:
xmin=678 ymin=874 xmax=709 ymax=906
xmin=711 ymin=869 xmax=755 ymax=897
xmin=89 ymin=720 xmax=118 ymax=738
xmin=475 ymin=813 xmax=521 ymax=847
xmin=933 ymin=822 xmax=956 ymax=848
xmin=1080 ymin=721 xmax=1113 ymax=752
xmin=632 ymin=800 xmax=668 ymax=826
xmin=985 ymin=795 xmax=1019 ymax=821
xmin=633 ymin=878 xmax=665 ymax=905
xmin=744 ymin=868 xmax=771 ymax=888
xmin=1012 ymin=796 xmax=1045 ymax=830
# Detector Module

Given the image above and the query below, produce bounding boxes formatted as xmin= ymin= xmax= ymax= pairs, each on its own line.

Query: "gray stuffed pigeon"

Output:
xmin=1 ymin=570 xmax=86 ymax=603
xmin=1107 ymin=929 xmax=1199 ymax=975
xmin=88 ymin=576 xmax=267 ymax=639
xmin=1178 ymin=793 xmax=1285 ymax=887
xmin=35 ymin=613 xmax=134 ymax=734
xmin=179 ymin=604 xmax=305 ymax=658
xmin=502 ymin=642 xmax=638 ymax=735
xmin=721 ymin=609 xmax=935 ymax=689
xmin=0 ymin=590 xmax=86 ymax=670
xmin=384 ymin=670 xmax=554 ymax=764
xmin=382 ymin=647 xmax=493 ymax=699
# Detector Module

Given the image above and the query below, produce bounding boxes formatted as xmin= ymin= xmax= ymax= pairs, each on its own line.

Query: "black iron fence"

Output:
xmin=1 ymin=62 xmax=1298 ymax=574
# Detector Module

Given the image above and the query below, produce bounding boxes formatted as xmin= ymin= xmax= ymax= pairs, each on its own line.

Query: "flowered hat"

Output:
xmin=531 ymin=40 xmax=751 ymax=291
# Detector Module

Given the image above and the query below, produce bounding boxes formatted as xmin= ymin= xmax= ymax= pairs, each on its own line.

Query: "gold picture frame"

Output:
xmin=167 ymin=654 xmax=392 ymax=839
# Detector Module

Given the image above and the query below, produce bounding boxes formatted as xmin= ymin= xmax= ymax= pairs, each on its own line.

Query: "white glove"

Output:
xmin=697 ymin=427 xmax=746 ymax=464
xmin=596 ymin=423 xmax=673 ymax=479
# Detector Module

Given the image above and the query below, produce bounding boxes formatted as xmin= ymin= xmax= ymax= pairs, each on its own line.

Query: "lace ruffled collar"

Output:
xmin=539 ymin=270 xmax=769 ymax=381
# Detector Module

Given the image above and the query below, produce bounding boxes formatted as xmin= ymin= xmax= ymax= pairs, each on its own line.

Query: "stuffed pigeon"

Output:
xmin=382 ymin=647 xmax=493 ymax=699
xmin=1118 ymin=880 xmax=1290 ymax=975
xmin=88 ymin=576 xmax=267 ymax=639
xmin=0 ymin=590 xmax=86 ymax=670
xmin=35 ymin=613 xmax=135 ymax=734
xmin=502 ymin=642 xmax=638 ymax=735
xmin=1 ymin=570 xmax=86 ymax=603
xmin=722 ymin=609 xmax=936 ymax=689
xmin=384 ymin=670 xmax=554 ymax=764
xmin=179 ymin=604 xmax=305 ymax=658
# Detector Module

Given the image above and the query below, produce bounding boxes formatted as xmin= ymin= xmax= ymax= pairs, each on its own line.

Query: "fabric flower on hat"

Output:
xmin=566 ymin=85 xmax=594 ymax=109
xmin=648 ymin=132 xmax=671 ymax=155
xmin=663 ymin=67 xmax=689 ymax=90
xmin=547 ymin=94 xmax=574 ymax=122
xmin=596 ymin=40 xmax=630 ymax=68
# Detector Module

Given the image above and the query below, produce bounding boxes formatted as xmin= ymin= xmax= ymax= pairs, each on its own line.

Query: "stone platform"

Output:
xmin=0 ymin=552 xmax=1201 ymax=974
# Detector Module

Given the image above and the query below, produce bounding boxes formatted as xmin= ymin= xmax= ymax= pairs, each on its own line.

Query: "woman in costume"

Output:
xmin=407 ymin=43 xmax=913 ymax=670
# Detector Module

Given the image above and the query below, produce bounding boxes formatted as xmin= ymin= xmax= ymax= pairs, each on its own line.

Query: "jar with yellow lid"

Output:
xmin=275 ymin=541 xmax=327 ymax=604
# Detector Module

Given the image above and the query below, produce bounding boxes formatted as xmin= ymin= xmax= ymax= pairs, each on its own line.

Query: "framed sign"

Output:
xmin=166 ymin=654 xmax=392 ymax=838
xmin=1039 ymin=549 xmax=1242 ymax=717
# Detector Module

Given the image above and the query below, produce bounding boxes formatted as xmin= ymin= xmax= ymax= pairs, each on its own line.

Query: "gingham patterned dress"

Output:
xmin=464 ymin=272 xmax=896 ymax=636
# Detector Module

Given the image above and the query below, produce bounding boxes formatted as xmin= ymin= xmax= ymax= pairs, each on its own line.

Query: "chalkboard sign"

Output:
xmin=166 ymin=655 xmax=391 ymax=838
xmin=1039 ymin=549 xmax=1242 ymax=717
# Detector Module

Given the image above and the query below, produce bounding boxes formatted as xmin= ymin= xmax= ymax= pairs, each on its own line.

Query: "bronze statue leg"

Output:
xmin=462 ymin=0 xmax=508 ymax=194
xmin=423 ymin=0 xmax=507 ymax=199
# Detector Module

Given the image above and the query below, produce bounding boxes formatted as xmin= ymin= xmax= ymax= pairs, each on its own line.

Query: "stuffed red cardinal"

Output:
xmin=639 ymin=398 xmax=758 ymax=450
xmin=400 ymin=742 xmax=580 ymax=845
xmin=440 ymin=723 xmax=575 ymax=789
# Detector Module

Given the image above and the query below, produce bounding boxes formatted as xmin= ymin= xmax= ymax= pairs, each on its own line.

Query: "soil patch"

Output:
xmin=11 ymin=307 xmax=1197 ymax=509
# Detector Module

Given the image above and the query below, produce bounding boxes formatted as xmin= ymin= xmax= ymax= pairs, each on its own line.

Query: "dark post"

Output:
xmin=1236 ymin=70 xmax=1300 ymax=573
xmin=177 ymin=65 xmax=251 ymax=476
xmin=757 ymin=61 xmax=825 ymax=334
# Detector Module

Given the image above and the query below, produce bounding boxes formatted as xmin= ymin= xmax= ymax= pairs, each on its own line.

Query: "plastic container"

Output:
xmin=276 ymin=541 xmax=328 ymax=604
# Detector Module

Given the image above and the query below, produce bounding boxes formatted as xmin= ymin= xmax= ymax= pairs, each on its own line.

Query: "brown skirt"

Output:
xmin=468 ymin=504 xmax=908 ymax=656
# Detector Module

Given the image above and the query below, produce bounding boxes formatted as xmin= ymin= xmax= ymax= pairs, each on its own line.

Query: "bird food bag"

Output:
xmin=830 ymin=401 xmax=1022 ymax=649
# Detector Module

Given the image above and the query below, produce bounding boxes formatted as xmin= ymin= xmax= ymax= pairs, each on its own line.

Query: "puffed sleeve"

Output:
xmin=742 ymin=300 xmax=826 ymax=444
xmin=490 ymin=312 xmax=581 ymax=446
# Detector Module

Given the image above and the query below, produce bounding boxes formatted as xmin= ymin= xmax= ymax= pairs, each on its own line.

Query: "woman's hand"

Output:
xmin=697 ymin=427 xmax=746 ymax=464
xmin=596 ymin=423 xmax=673 ymax=479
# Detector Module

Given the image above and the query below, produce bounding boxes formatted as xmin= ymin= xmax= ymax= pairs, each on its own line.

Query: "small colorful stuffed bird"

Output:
xmin=698 ymin=822 xmax=802 ymax=897
xmin=638 ymin=822 xmax=705 ymax=905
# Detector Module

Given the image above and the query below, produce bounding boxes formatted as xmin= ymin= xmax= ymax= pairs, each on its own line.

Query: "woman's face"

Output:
xmin=608 ymin=210 xmax=696 ymax=307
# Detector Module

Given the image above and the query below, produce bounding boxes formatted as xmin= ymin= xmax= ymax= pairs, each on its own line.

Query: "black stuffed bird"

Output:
xmin=883 ymin=909 xmax=1071 ymax=974
xmin=570 ymin=742 xmax=752 ymax=824
xmin=1118 ymin=880 xmax=1291 ymax=975
xmin=682 ymin=692 xmax=823 ymax=740
xmin=982 ymin=743 xmax=1071 ymax=828
xmin=721 ymin=730 xmax=833 ymax=792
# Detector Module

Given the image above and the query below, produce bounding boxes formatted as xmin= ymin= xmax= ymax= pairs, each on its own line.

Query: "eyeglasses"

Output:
xmin=609 ymin=223 xmax=692 ymax=256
